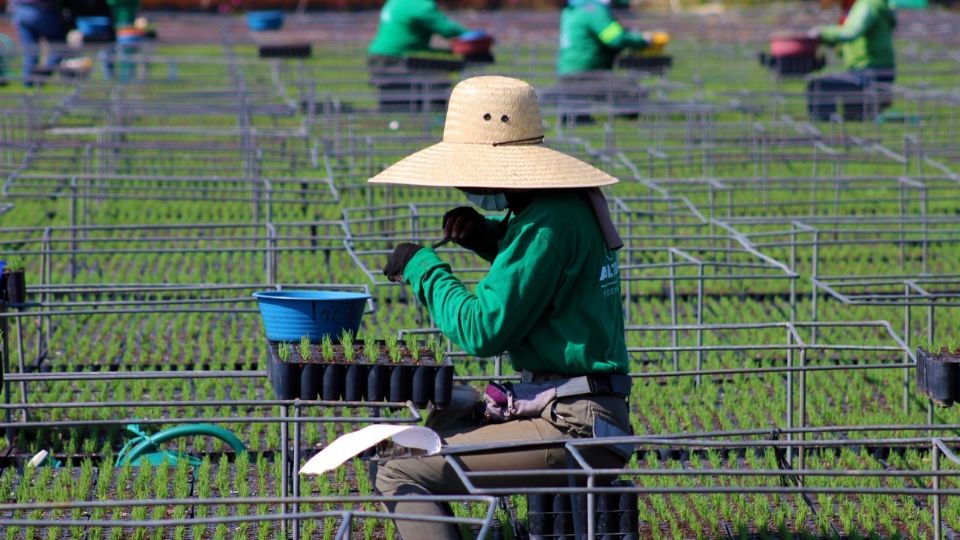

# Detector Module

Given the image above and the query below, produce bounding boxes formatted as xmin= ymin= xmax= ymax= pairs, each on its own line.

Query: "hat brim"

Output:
xmin=367 ymin=141 xmax=619 ymax=189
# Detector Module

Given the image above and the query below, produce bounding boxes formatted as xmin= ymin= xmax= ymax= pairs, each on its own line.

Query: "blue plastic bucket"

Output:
xmin=76 ymin=17 xmax=112 ymax=37
xmin=253 ymin=290 xmax=368 ymax=343
xmin=246 ymin=11 xmax=284 ymax=32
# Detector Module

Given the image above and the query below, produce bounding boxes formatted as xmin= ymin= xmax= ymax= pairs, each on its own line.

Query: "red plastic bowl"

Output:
xmin=450 ymin=35 xmax=494 ymax=56
xmin=769 ymin=33 xmax=819 ymax=58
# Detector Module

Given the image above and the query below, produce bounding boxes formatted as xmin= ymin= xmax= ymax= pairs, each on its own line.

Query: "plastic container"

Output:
xmin=917 ymin=347 xmax=959 ymax=407
xmin=253 ymin=290 xmax=369 ymax=342
xmin=76 ymin=17 xmax=113 ymax=37
xmin=644 ymin=31 xmax=670 ymax=55
xmin=450 ymin=32 xmax=494 ymax=56
xmin=5 ymin=270 xmax=25 ymax=304
xmin=116 ymin=27 xmax=145 ymax=45
xmin=246 ymin=11 xmax=284 ymax=32
xmin=769 ymin=33 xmax=819 ymax=58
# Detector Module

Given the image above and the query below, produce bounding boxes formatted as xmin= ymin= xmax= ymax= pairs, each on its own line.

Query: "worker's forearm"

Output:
xmin=614 ymin=31 xmax=648 ymax=49
xmin=425 ymin=10 xmax=469 ymax=38
xmin=598 ymin=21 xmax=647 ymax=50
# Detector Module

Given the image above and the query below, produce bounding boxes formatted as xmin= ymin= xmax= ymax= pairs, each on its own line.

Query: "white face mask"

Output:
xmin=465 ymin=192 xmax=508 ymax=212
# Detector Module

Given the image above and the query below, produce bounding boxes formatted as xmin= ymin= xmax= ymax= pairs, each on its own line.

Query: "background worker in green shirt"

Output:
xmin=806 ymin=0 xmax=896 ymax=121
xmin=371 ymin=76 xmax=633 ymax=540
xmin=368 ymin=0 xmax=470 ymax=63
xmin=556 ymin=0 xmax=667 ymax=76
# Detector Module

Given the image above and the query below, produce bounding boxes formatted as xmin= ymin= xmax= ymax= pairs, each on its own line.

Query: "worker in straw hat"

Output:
xmin=371 ymin=76 xmax=633 ymax=539
xmin=805 ymin=0 xmax=896 ymax=121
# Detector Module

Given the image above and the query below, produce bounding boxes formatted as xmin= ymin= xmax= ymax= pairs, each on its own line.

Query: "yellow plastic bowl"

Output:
xmin=644 ymin=31 xmax=670 ymax=55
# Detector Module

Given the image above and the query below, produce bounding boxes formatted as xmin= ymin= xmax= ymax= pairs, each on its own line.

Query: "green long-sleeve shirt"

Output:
xmin=819 ymin=0 xmax=896 ymax=70
xmin=557 ymin=0 xmax=647 ymax=75
xmin=402 ymin=191 xmax=628 ymax=376
xmin=367 ymin=0 xmax=468 ymax=57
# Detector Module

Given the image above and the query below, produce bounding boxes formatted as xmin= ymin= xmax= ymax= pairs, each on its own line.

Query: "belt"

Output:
xmin=520 ymin=370 xmax=632 ymax=397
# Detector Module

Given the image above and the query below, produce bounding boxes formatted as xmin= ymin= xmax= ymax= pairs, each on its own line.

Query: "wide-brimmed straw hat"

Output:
xmin=368 ymin=76 xmax=619 ymax=189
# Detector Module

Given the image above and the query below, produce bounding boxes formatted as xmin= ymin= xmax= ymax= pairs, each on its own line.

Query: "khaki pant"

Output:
xmin=375 ymin=385 xmax=631 ymax=540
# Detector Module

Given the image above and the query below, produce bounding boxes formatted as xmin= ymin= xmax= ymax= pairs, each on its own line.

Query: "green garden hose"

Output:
xmin=116 ymin=423 xmax=246 ymax=467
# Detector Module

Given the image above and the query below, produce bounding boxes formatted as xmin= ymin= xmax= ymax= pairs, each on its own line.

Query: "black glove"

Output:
xmin=442 ymin=207 xmax=499 ymax=253
xmin=383 ymin=243 xmax=423 ymax=283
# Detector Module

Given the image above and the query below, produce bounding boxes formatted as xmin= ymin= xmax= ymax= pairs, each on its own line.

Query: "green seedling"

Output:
xmin=340 ymin=330 xmax=356 ymax=362
xmin=430 ymin=335 xmax=445 ymax=363
xmin=277 ymin=341 xmax=290 ymax=362
xmin=7 ymin=257 xmax=24 ymax=272
xmin=919 ymin=336 xmax=960 ymax=355
xmin=363 ymin=334 xmax=379 ymax=362
xmin=388 ymin=338 xmax=403 ymax=364
xmin=410 ymin=339 xmax=421 ymax=363
xmin=320 ymin=334 xmax=335 ymax=361
xmin=384 ymin=333 xmax=398 ymax=355
xmin=299 ymin=335 xmax=312 ymax=362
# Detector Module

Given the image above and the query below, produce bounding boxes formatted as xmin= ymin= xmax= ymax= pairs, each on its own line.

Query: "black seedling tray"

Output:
xmin=258 ymin=43 xmax=312 ymax=59
xmin=616 ymin=54 xmax=673 ymax=75
xmin=402 ymin=56 xmax=464 ymax=72
xmin=758 ymin=52 xmax=826 ymax=77
xmin=266 ymin=341 xmax=454 ymax=408
xmin=463 ymin=52 xmax=495 ymax=65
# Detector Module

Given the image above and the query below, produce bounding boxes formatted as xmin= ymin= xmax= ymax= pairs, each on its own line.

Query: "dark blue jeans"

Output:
xmin=807 ymin=69 xmax=895 ymax=122
xmin=12 ymin=3 xmax=67 ymax=83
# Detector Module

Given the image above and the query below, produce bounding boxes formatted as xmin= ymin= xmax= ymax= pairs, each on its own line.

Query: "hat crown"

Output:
xmin=442 ymin=76 xmax=545 ymax=145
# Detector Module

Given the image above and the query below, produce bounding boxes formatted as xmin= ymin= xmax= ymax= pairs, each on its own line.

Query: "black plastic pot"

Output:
xmin=917 ymin=347 xmax=959 ymax=407
xmin=322 ymin=364 xmax=345 ymax=401
xmin=617 ymin=481 xmax=639 ymax=536
xmin=367 ymin=364 xmax=389 ymax=401
xmin=4 ymin=270 xmax=25 ymax=304
xmin=344 ymin=364 xmax=368 ymax=401
xmin=528 ymin=492 xmax=551 ymax=514
xmin=433 ymin=364 xmax=454 ymax=409
xmin=389 ymin=364 xmax=413 ymax=402
xmin=411 ymin=365 xmax=436 ymax=408
xmin=271 ymin=360 xmax=300 ymax=400
xmin=527 ymin=492 xmax=552 ymax=537
xmin=300 ymin=363 xmax=322 ymax=400
xmin=917 ymin=347 xmax=928 ymax=395
xmin=597 ymin=492 xmax=620 ymax=534
xmin=552 ymin=494 xmax=572 ymax=536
